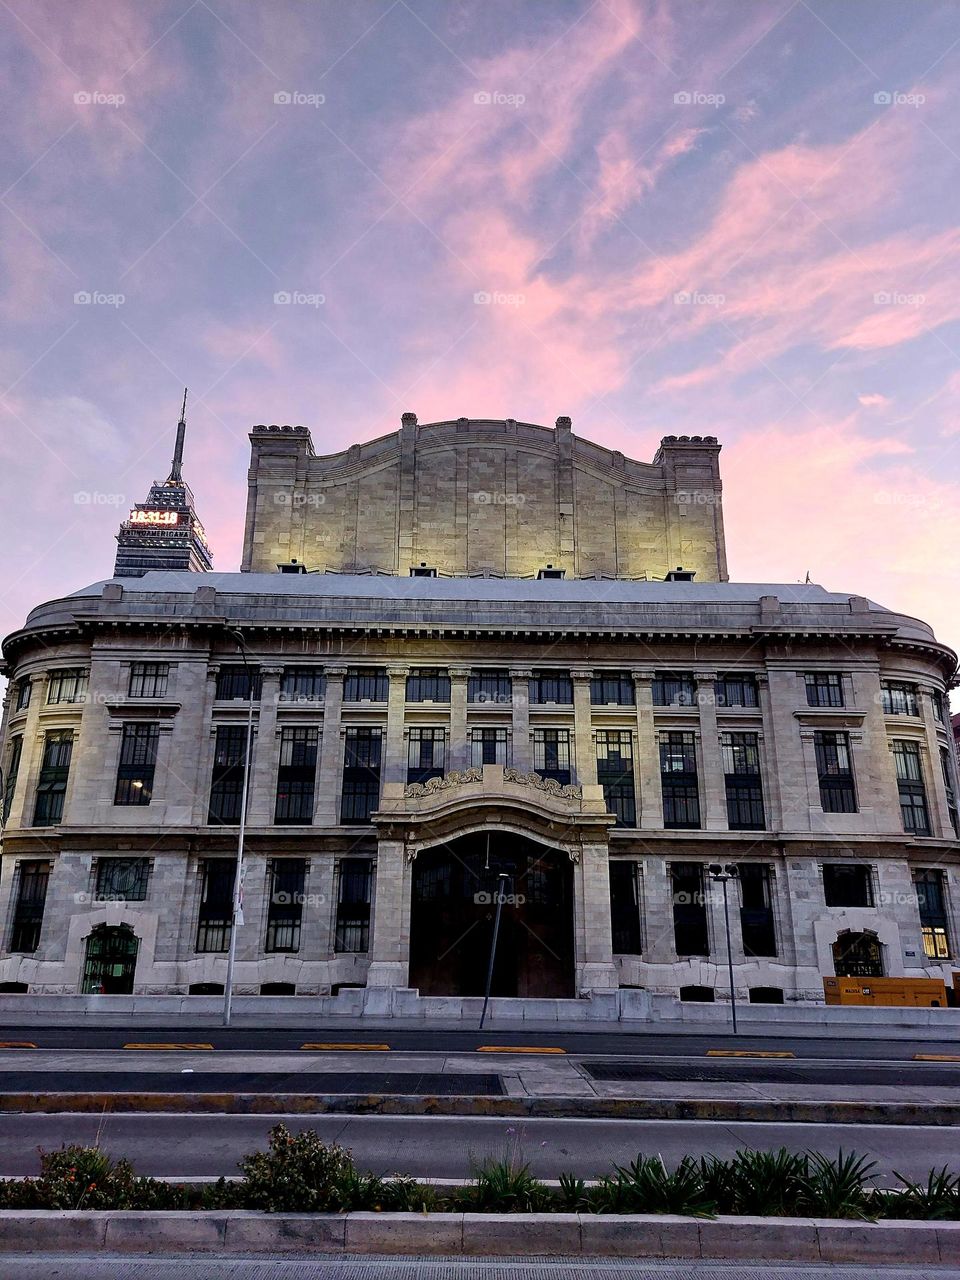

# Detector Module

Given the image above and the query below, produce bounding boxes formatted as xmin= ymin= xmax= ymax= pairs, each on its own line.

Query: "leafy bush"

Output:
xmin=558 ymin=1172 xmax=588 ymax=1211
xmin=882 ymin=1167 xmax=960 ymax=1221
xmin=7 ymin=1145 xmax=186 ymax=1211
xmin=798 ymin=1150 xmax=878 ymax=1220
xmin=454 ymin=1158 xmax=553 ymax=1212
xmin=589 ymin=1155 xmax=716 ymax=1218
xmin=722 ymin=1148 xmax=810 ymax=1217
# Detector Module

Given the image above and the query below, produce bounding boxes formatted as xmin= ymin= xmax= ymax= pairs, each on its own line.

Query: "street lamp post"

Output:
xmin=223 ymin=628 xmax=256 ymax=1028
xmin=708 ymin=863 xmax=740 ymax=1036
xmin=479 ymin=872 xmax=510 ymax=1031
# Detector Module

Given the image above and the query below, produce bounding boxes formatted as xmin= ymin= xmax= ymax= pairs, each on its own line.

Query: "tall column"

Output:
xmin=6 ymin=673 xmax=47 ymax=830
xmin=696 ymin=672 xmax=727 ymax=831
xmin=366 ymin=837 xmax=410 ymax=988
xmin=576 ymin=841 xmax=619 ymax=991
xmin=448 ymin=667 xmax=469 ymax=770
xmin=509 ymin=669 xmax=532 ymax=770
xmin=755 ymin=673 xmax=781 ymax=830
xmin=632 ymin=670 xmax=663 ymax=829
xmin=247 ymin=666 xmax=282 ymax=825
xmin=384 ymin=667 xmax=410 ymax=785
xmin=919 ymin=687 xmax=955 ymax=838
xmin=315 ymin=667 xmax=345 ymax=825
xmin=571 ymin=671 xmax=597 ymax=786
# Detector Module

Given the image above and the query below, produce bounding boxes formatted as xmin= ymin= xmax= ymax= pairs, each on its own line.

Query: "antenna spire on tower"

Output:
xmin=167 ymin=388 xmax=188 ymax=484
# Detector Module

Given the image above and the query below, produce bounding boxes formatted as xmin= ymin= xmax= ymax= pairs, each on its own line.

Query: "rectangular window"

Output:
xmin=265 ymin=859 xmax=306 ymax=952
xmin=596 ymin=729 xmax=636 ymax=825
xmin=95 ymin=857 xmax=149 ymax=902
xmin=652 ymin=671 xmax=696 ymax=706
xmin=590 ymin=672 xmax=635 ymax=706
xmin=340 ymin=727 xmax=382 ymax=823
xmin=406 ymin=669 xmax=451 ymax=703
xmin=609 ymin=861 xmax=642 ymax=954
xmin=208 ymin=724 xmax=249 ymax=825
xmin=279 ymin=667 xmax=325 ymax=702
xmin=275 ymin=727 xmax=318 ymax=824
xmin=714 ymin=674 xmax=758 ymax=707
xmin=660 ymin=731 xmax=700 ymax=829
xmin=15 ymin=680 xmax=31 ymax=712
xmin=892 ymin=739 xmax=930 ymax=835
xmin=46 ymin=668 xmax=88 ymax=705
xmin=823 ymin=863 xmax=874 ymax=908
xmin=933 ymin=691 xmax=946 ymax=724
xmin=738 ymin=864 xmax=777 ymax=956
xmin=215 ymin=666 xmax=261 ymax=701
xmin=343 ymin=667 xmax=388 ymax=702
xmin=529 ymin=671 xmax=573 ymax=704
xmin=671 ymin=862 xmax=709 ymax=956
xmin=335 ymin=858 xmax=372 ymax=952
xmin=914 ymin=869 xmax=951 ymax=960
xmin=881 ymin=681 xmax=919 ymax=716
xmin=114 ymin=723 xmax=160 ymax=806
xmin=33 ymin=730 xmax=73 ymax=827
xmin=407 ymin=728 xmax=447 ymax=783
xmin=128 ymin=662 xmax=169 ymax=699
xmin=532 ymin=728 xmax=571 ymax=784
xmin=814 ymin=731 xmax=858 ymax=813
xmin=805 ymin=672 xmax=844 ymax=707
xmin=10 ymin=861 xmax=50 ymax=952
xmin=941 ymin=747 xmax=959 ymax=839
xmin=468 ymin=670 xmax=512 ymax=705
xmin=3 ymin=735 xmax=22 ymax=823
xmin=195 ymin=858 xmax=235 ymax=952
xmin=721 ymin=731 xmax=765 ymax=830
xmin=470 ymin=727 xmax=508 ymax=767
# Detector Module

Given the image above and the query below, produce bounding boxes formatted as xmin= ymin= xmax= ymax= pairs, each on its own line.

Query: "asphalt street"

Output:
xmin=0 ymin=1258 xmax=954 ymax=1279
xmin=2 ymin=1112 xmax=956 ymax=1181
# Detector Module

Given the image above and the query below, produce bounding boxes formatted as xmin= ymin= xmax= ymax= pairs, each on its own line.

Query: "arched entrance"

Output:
xmin=408 ymin=833 xmax=575 ymax=998
xmin=82 ymin=924 xmax=139 ymax=994
xmin=832 ymin=930 xmax=883 ymax=978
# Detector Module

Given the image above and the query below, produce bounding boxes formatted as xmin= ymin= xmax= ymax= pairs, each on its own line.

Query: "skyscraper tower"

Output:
xmin=113 ymin=391 xmax=214 ymax=577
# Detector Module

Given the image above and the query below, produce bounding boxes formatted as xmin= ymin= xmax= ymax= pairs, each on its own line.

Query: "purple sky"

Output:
xmin=1 ymin=1 xmax=959 ymax=679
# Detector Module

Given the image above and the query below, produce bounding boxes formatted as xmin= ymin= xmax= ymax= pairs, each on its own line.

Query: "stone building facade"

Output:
xmin=0 ymin=418 xmax=957 ymax=1007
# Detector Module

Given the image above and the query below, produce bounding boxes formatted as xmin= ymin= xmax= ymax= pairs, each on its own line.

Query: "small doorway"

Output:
xmin=81 ymin=924 xmax=139 ymax=994
xmin=832 ymin=930 xmax=883 ymax=978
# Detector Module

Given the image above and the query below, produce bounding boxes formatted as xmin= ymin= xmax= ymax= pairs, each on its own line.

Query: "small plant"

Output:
xmin=727 ymin=1148 xmax=810 ymax=1217
xmin=32 ymin=1145 xmax=184 ymax=1210
xmin=455 ymin=1158 xmax=553 ymax=1212
xmin=885 ymin=1167 xmax=960 ymax=1221
xmin=799 ymin=1149 xmax=878 ymax=1220
xmin=558 ymin=1172 xmax=588 ymax=1211
xmin=589 ymin=1155 xmax=716 ymax=1218
xmin=235 ymin=1124 xmax=357 ymax=1213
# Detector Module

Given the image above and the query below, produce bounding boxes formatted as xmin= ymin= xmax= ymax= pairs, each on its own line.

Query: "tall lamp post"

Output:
xmin=223 ymin=628 xmax=256 ymax=1028
xmin=708 ymin=863 xmax=740 ymax=1035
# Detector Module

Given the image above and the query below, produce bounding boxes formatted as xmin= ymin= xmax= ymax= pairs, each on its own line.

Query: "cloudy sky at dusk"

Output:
xmin=2 ymin=0 xmax=959 ymax=670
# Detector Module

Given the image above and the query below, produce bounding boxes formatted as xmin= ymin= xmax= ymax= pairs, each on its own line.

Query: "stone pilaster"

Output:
xmin=509 ymin=669 xmax=532 ymax=770
xmin=576 ymin=841 xmax=618 ymax=990
xmin=632 ymin=670 xmax=663 ymax=829
xmin=571 ymin=671 xmax=598 ymax=786
xmin=384 ymin=667 xmax=410 ymax=785
xmin=314 ymin=667 xmax=345 ymax=825
xmin=919 ymin=687 xmax=955 ymax=839
xmin=6 ymin=673 xmax=47 ymax=830
xmin=365 ymin=837 xmax=409 ymax=987
xmin=448 ymin=667 xmax=470 ymax=770
xmin=755 ymin=673 xmax=781 ymax=830
xmin=247 ymin=667 xmax=282 ymax=825
xmin=696 ymin=672 xmax=727 ymax=831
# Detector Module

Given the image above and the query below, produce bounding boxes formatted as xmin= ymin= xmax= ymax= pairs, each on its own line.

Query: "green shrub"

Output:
xmin=798 ymin=1150 xmax=878 ymax=1220
xmin=883 ymin=1167 xmax=960 ymax=1221
xmin=454 ymin=1158 xmax=553 ymax=1212
xmin=589 ymin=1155 xmax=716 ymax=1218
xmin=30 ymin=1145 xmax=185 ymax=1211
xmin=558 ymin=1172 xmax=588 ymax=1211
xmin=234 ymin=1124 xmax=361 ymax=1212
xmin=726 ymin=1148 xmax=810 ymax=1217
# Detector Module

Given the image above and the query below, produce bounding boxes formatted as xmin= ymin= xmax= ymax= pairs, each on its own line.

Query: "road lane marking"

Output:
xmin=476 ymin=1046 xmax=566 ymax=1054
xmin=300 ymin=1043 xmax=391 ymax=1051
xmin=123 ymin=1043 xmax=214 ymax=1051
xmin=706 ymin=1049 xmax=796 ymax=1058
xmin=914 ymin=1053 xmax=960 ymax=1061
xmin=0 ymin=1041 xmax=36 ymax=1049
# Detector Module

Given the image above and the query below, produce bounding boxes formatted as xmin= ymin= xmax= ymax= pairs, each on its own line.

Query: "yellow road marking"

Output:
xmin=300 ymin=1043 xmax=391 ymax=1051
xmin=0 ymin=1041 xmax=36 ymax=1049
xmin=706 ymin=1049 xmax=796 ymax=1058
xmin=476 ymin=1046 xmax=566 ymax=1054
xmin=914 ymin=1053 xmax=960 ymax=1062
xmin=123 ymin=1043 xmax=214 ymax=1051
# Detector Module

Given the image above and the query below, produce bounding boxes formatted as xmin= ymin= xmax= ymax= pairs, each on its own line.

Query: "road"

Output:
xmin=0 ymin=1257 xmax=953 ymax=1279
xmin=2 ymin=1112 xmax=956 ymax=1181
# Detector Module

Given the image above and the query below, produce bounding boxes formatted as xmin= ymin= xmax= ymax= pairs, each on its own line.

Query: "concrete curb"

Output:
xmin=3 ymin=1091 xmax=959 ymax=1125
xmin=0 ymin=1211 xmax=957 ymax=1261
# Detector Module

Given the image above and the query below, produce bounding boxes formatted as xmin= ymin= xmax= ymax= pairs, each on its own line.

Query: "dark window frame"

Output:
xmin=529 ymin=671 xmax=573 ymax=705
xmin=95 ymin=857 xmax=150 ymax=902
xmin=340 ymin=727 xmax=382 ymax=824
xmin=805 ymin=671 xmax=844 ymax=708
xmin=532 ymin=727 xmax=572 ymax=784
xmin=467 ymin=670 xmax=512 ymax=705
xmin=407 ymin=727 xmax=447 ymax=783
xmin=279 ymin=667 xmax=326 ymax=702
xmin=9 ymin=860 xmax=50 ymax=952
xmin=814 ymin=730 xmax=858 ymax=813
xmin=343 ymin=668 xmax=388 ymax=703
xmin=208 ymin=724 xmax=249 ymax=825
xmin=265 ymin=858 xmax=306 ymax=952
xmin=406 ymin=669 xmax=451 ymax=703
xmin=823 ymin=863 xmax=874 ymax=909
xmin=195 ymin=858 xmax=235 ymax=952
xmin=33 ymin=730 xmax=74 ymax=827
xmin=597 ymin=728 xmax=636 ymax=825
xmin=215 ymin=666 xmax=261 ymax=701
xmin=335 ymin=857 xmax=373 ymax=953
xmin=114 ymin=722 xmax=160 ymax=806
xmin=590 ymin=672 xmax=635 ymax=706
xmin=128 ymin=662 xmax=169 ymax=699
xmin=609 ymin=860 xmax=642 ymax=954
xmin=275 ymin=726 xmax=319 ymax=825
xmin=652 ymin=672 xmax=696 ymax=707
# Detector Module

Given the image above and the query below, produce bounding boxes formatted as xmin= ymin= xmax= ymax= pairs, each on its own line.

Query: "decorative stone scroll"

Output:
xmin=503 ymin=768 xmax=582 ymax=800
xmin=403 ymin=768 xmax=483 ymax=797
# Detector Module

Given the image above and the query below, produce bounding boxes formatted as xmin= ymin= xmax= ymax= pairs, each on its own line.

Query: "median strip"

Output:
xmin=476 ymin=1046 xmax=566 ymax=1054
xmin=300 ymin=1043 xmax=391 ymax=1051
xmin=707 ymin=1049 xmax=796 ymax=1058
xmin=123 ymin=1043 xmax=214 ymax=1051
